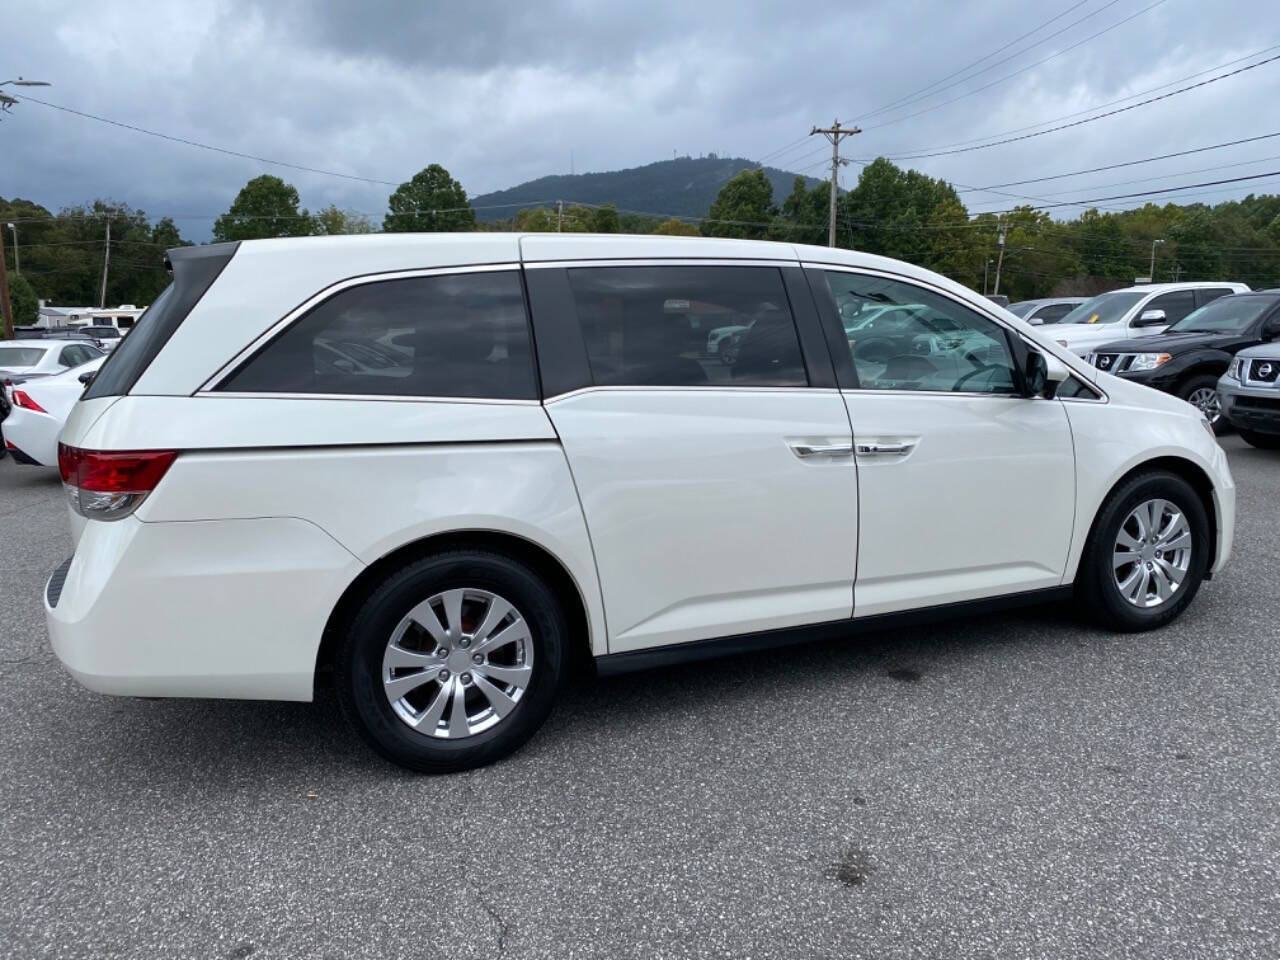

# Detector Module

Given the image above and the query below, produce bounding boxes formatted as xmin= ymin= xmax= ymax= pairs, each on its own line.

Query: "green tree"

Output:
xmin=704 ymin=169 xmax=776 ymax=239
xmin=7 ymin=272 xmax=39 ymax=327
xmin=652 ymin=217 xmax=701 ymax=236
xmin=315 ymin=205 xmax=376 ymax=235
xmin=384 ymin=164 xmax=476 ymax=233
xmin=589 ymin=204 xmax=621 ymax=233
xmin=775 ymin=176 xmax=828 ymax=244
xmin=213 ymin=175 xmax=315 ymax=242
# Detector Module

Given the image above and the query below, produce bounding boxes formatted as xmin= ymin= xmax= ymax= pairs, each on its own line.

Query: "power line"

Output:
xmin=16 ymin=94 xmax=402 ymax=187
xmin=849 ymin=0 xmax=1099 ymax=123
xmin=862 ymin=0 xmax=1168 ymax=132
xmin=888 ymin=51 xmax=1280 ymax=160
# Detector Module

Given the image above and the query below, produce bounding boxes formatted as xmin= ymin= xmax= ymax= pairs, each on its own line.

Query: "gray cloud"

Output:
xmin=4 ymin=0 xmax=1279 ymax=240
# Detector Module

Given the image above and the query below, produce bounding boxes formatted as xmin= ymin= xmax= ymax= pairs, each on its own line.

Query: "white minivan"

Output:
xmin=47 ymin=235 xmax=1235 ymax=772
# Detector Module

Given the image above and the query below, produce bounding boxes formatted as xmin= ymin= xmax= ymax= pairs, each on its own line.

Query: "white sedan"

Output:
xmin=0 ymin=339 xmax=104 ymax=382
xmin=3 ymin=356 xmax=105 ymax=466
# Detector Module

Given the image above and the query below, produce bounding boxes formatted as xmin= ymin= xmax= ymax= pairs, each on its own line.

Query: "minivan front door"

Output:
xmin=529 ymin=262 xmax=858 ymax=654
xmin=813 ymin=267 xmax=1076 ymax=617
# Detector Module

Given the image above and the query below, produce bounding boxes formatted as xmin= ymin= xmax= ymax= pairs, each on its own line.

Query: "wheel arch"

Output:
xmin=315 ymin=529 xmax=595 ymax=694
xmin=1071 ymin=455 xmax=1219 ymax=583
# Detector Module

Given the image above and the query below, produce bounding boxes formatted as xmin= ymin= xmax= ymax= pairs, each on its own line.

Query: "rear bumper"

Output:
xmin=45 ymin=515 xmax=363 ymax=701
xmin=0 ymin=406 xmax=58 ymax=466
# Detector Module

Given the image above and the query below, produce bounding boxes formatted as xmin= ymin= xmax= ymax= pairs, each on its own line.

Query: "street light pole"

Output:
xmin=1150 ymin=238 xmax=1164 ymax=281
xmin=6 ymin=223 xmax=18 ymax=274
xmin=0 ymin=77 xmax=52 ymax=120
xmin=984 ymin=258 xmax=993 ymax=296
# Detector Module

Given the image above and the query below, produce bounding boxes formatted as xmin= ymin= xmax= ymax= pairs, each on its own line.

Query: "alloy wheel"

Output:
xmin=1112 ymin=498 xmax=1193 ymax=608
xmin=1187 ymin=386 xmax=1221 ymax=424
xmin=381 ymin=588 xmax=534 ymax=738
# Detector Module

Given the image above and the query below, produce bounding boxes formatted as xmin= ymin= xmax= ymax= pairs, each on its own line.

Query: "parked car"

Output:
xmin=2 ymin=357 xmax=105 ymax=465
xmin=1 ymin=339 xmax=104 ymax=385
xmin=47 ymin=235 xmax=1235 ymax=773
xmin=1218 ymin=342 xmax=1280 ymax=448
xmin=80 ymin=326 xmax=125 ymax=351
xmin=1084 ymin=291 xmax=1280 ymax=430
xmin=1052 ymin=282 xmax=1249 ymax=356
xmin=1006 ymin=297 xmax=1086 ymax=325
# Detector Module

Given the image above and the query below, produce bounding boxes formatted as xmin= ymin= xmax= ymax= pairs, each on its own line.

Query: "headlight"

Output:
xmin=1128 ymin=352 xmax=1172 ymax=371
xmin=1225 ymin=358 xmax=1242 ymax=381
xmin=1201 ymin=417 xmax=1216 ymax=439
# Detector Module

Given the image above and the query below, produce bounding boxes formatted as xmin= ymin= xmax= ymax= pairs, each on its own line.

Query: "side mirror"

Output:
xmin=1133 ymin=309 xmax=1167 ymax=328
xmin=78 ymin=371 xmax=96 ymax=385
xmin=1024 ymin=350 xmax=1069 ymax=398
xmin=1028 ymin=316 xmax=1045 ymax=326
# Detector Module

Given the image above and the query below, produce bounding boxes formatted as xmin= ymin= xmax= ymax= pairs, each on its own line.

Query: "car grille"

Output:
xmin=1089 ymin=353 xmax=1134 ymax=373
xmin=1245 ymin=358 xmax=1280 ymax=385
xmin=46 ymin=556 xmax=73 ymax=608
xmin=1235 ymin=395 xmax=1280 ymax=412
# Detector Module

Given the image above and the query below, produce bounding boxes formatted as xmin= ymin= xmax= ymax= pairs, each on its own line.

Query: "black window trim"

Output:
xmin=526 ymin=258 xmax=832 ymax=397
xmin=200 ymin=263 xmax=537 ymax=402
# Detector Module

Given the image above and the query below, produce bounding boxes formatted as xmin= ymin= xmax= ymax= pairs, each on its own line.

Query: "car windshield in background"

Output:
xmin=1059 ymin=291 xmax=1146 ymax=325
xmin=1006 ymin=302 xmax=1038 ymax=318
xmin=0 ymin=347 xmax=48 ymax=368
xmin=1168 ymin=297 xmax=1274 ymax=333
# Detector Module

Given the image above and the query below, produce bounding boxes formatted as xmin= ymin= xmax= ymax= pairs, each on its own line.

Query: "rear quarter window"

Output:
xmin=217 ymin=270 xmax=538 ymax=401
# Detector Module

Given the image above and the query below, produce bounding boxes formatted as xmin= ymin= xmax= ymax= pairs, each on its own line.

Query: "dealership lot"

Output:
xmin=2 ymin=440 xmax=1278 ymax=959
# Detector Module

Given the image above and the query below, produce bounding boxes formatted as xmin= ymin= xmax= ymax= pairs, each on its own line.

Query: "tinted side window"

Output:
xmin=565 ymin=266 xmax=807 ymax=387
xmin=1147 ymin=291 xmax=1197 ymax=324
xmin=220 ymin=271 xmax=537 ymax=400
xmin=1197 ymin=287 xmax=1234 ymax=306
xmin=825 ymin=271 xmax=1017 ymax=394
xmin=58 ymin=346 xmax=81 ymax=367
xmin=1036 ymin=303 xmax=1074 ymax=324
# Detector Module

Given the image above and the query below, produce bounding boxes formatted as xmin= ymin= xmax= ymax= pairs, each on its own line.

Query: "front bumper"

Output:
xmin=45 ymin=515 xmax=363 ymax=701
xmin=1218 ymin=381 xmax=1280 ymax=435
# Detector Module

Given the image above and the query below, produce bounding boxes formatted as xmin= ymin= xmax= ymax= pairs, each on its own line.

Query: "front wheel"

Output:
xmin=1075 ymin=470 xmax=1210 ymax=632
xmin=336 ymin=550 xmax=568 ymax=773
xmin=1239 ymin=429 xmax=1280 ymax=449
xmin=1179 ymin=375 xmax=1226 ymax=434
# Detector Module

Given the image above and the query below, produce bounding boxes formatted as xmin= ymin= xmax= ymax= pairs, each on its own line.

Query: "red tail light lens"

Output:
xmin=12 ymin=390 xmax=47 ymax=413
xmin=58 ymin=444 xmax=178 ymax=520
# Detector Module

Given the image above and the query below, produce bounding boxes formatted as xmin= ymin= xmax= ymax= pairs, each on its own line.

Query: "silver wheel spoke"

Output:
xmin=1119 ymin=566 xmax=1145 ymax=604
xmin=475 ymin=662 xmax=532 ymax=689
xmin=1113 ymin=549 xmax=1140 ymax=570
xmin=1116 ymin=529 xmax=1143 ymax=551
xmin=448 ymin=678 xmax=469 ymax=737
xmin=441 ymin=589 xmax=466 ymax=641
xmin=403 ymin=599 xmax=449 ymax=647
xmin=474 ymin=619 xmax=531 ymax=657
xmin=1146 ymin=499 xmax=1166 ymax=537
xmin=383 ymin=644 xmax=441 ymax=671
xmin=1150 ymin=563 xmax=1173 ymax=602
xmin=472 ymin=596 xmax=514 ymax=647
xmin=412 ymin=683 xmax=451 ymax=733
xmin=385 ymin=669 xmax=438 ymax=701
xmin=472 ymin=673 xmax=517 ymax=719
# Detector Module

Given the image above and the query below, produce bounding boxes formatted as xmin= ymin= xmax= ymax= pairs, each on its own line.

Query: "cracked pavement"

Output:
xmin=2 ymin=437 xmax=1279 ymax=959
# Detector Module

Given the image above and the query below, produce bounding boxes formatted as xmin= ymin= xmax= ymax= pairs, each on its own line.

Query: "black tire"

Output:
xmin=1074 ymin=470 xmax=1211 ymax=632
xmin=1178 ymin=374 xmax=1227 ymax=434
xmin=1239 ymin=429 xmax=1280 ymax=450
xmin=336 ymin=549 xmax=568 ymax=773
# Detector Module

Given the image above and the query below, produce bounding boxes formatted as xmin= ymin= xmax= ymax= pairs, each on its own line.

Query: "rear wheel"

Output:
xmin=1239 ymin=429 xmax=1280 ymax=449
xmin=336 ymin=550 xmax=568 ymax=773
xmin=1179 ymin=375 xmax=1226 ymax=433
xmin=1075 ymin=470 xmax=1210 ymax=631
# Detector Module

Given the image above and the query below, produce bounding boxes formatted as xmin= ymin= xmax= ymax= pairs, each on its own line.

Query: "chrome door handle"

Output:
xmin=788 ymin=440 xmax=854 ymax=459
xmin=855 ymin=440 xmax=917 ymax=457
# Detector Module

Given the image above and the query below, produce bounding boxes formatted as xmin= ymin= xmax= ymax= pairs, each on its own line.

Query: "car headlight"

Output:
xmin=1225 ymin=358 xmax=1242 ymax=381
xmin=1128 ymin=352 xmax=1172 ymax=371
xmin=1200 ymin=417 xmax=1216 ymax=439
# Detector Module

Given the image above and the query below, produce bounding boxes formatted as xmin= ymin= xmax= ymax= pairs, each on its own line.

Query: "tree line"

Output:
xmin=6 ymin=158 xmax=1279 ymax=329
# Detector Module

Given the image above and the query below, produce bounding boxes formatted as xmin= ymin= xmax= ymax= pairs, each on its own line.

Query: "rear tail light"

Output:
xmin=57 ymin=444 xmax=178 ymax=521
xmin=12 ymin=390 xmax=47 ymax=413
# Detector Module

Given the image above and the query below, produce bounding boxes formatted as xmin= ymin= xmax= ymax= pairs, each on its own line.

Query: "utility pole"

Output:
xmin=992 ymin=222 xmax=1008 ymax=297
xmin=810 ymin=119 xmax=861 ymax=247
xmin=0 ymin=225 xmax=14 ymax=339
xmin=556 ymin=200 xmax=564 ymax=233
xmin=1149 ymin=238 xmax=1164 ymax=281
xmin=6 ymin=223 xmax=18 ymax=274
xmin=983 ymin=258 xmax=993 ymax=296
xmin=98 ymin=219 xmax=111 ymax=309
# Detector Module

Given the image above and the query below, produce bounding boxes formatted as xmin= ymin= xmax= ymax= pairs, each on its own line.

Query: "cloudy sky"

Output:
xmin=4 ymin=0 xmax=1279 ymax=238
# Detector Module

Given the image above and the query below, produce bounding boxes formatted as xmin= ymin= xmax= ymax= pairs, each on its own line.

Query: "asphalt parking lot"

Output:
xmin=2 ymin=439 xmax=1278 ymax=960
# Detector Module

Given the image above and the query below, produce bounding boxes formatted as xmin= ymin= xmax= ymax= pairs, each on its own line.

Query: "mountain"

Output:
xmin=469 ymin=155 xmax=825 ymax=222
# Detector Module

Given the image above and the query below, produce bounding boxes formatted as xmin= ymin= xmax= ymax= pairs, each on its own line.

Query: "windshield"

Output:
xmin=1059 ymin=291 xmax=1146 ymax=325
xmin=1168 ymin=297 xmax=1274 ymax=334
xmin=0 ymin=346 xmax=47 ymax=368
xmin=1005 ymin=302 xmax=1038 ymax=318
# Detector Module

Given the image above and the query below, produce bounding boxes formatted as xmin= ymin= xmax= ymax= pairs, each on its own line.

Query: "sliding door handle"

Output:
xmin=788 ymin=440 xmax=854 ymax=459
xmin=855 ymin=439 xmax=917 ymax=457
